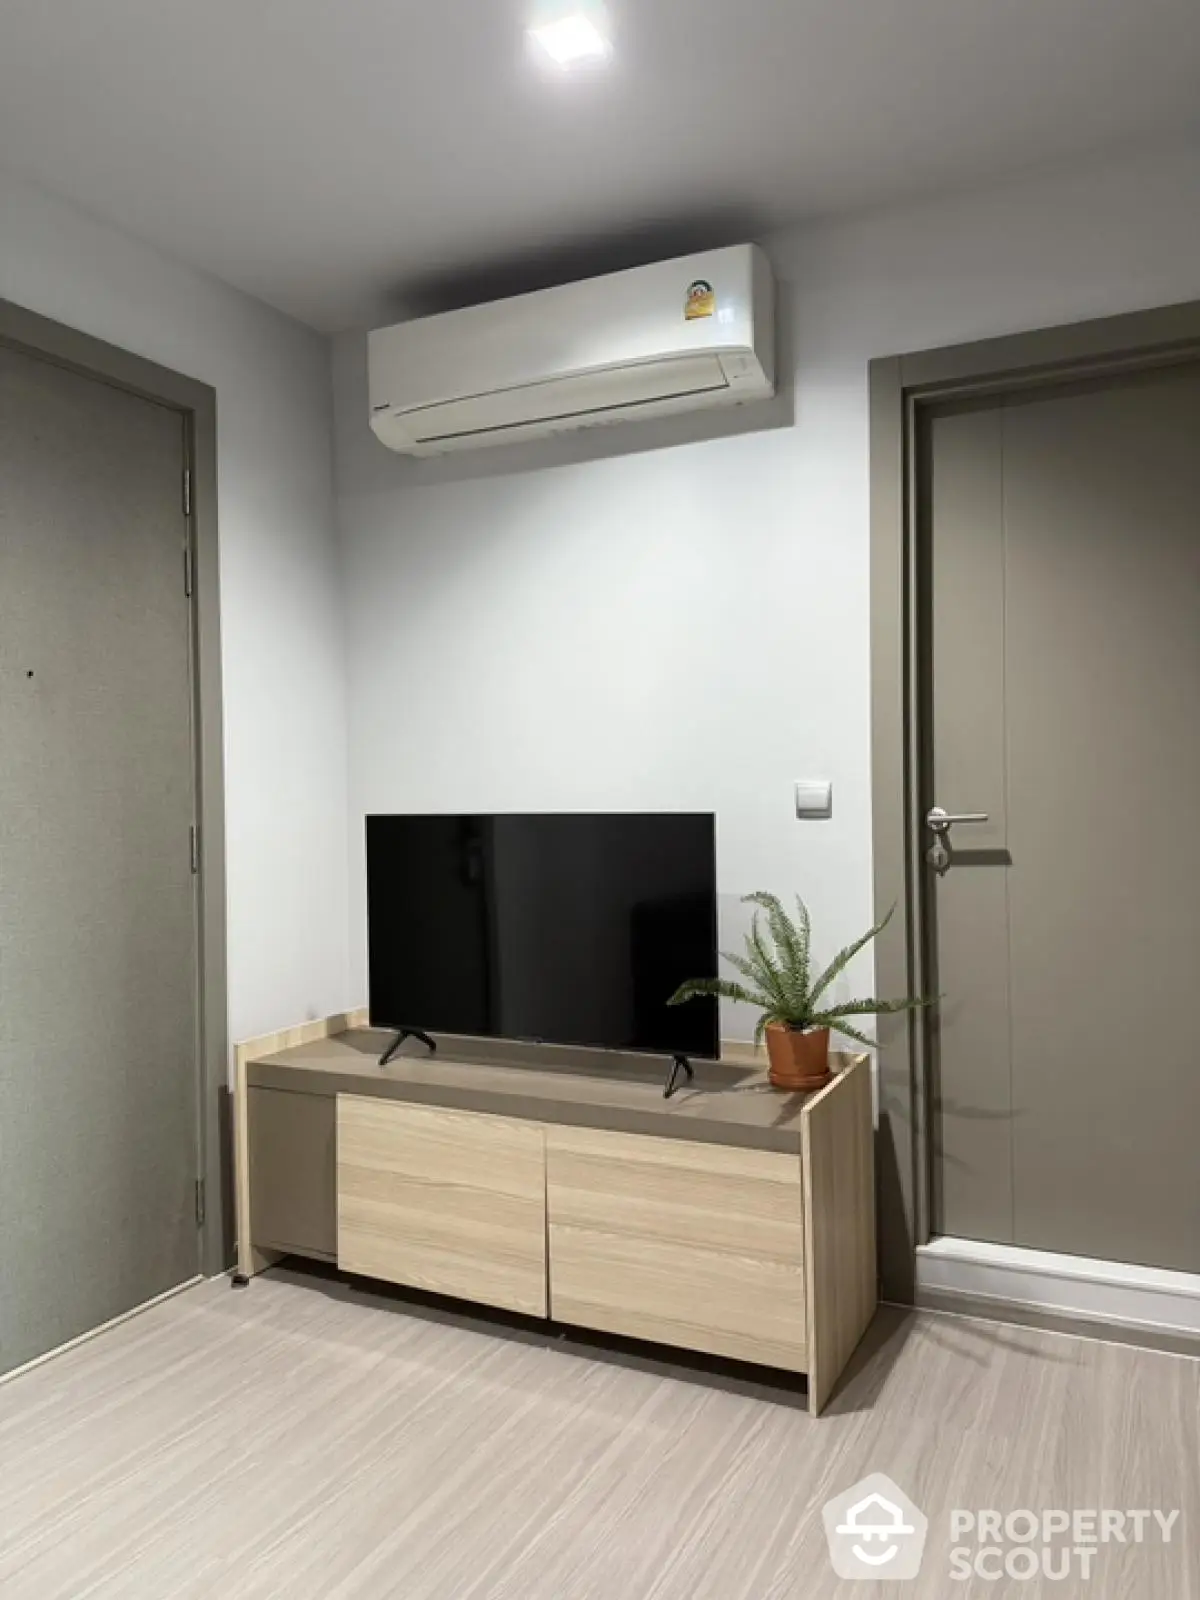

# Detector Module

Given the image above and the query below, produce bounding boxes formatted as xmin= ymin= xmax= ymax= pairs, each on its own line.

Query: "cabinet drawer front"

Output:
xmin=337 ymin=1097 xmax=547 ymax=1317
xmin=546 ymin=1126 xmax=804 ymax=1264
xmin=546 ymin=1127 xmax=806 ymax=1370
xmin=550 ymin=1224 xmax=807 ymax=1372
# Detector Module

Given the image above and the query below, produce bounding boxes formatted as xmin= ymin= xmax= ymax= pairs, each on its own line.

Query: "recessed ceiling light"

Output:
xmin=528 ymin=13 xmax=612 ymax=68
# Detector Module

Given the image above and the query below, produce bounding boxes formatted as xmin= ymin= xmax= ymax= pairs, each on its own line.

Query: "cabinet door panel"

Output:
xmin=547 ymin=1125 xmax=804 ymax=1261
xmin=547 ymin=1127 xmax=806 ymax=1370
xmin=337 ymin=1098 xmax=547 ymax=1317
xmin=249 ymin=1088 xmax=336 ymax=1260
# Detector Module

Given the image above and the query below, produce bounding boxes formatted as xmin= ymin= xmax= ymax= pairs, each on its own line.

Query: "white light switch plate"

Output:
xmin=795 ymin=780 xmax=833 ymax=819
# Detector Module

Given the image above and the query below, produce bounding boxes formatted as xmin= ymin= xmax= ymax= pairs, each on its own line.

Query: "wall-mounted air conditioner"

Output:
xmin=368 ymin=244 xmax=775 ymax=456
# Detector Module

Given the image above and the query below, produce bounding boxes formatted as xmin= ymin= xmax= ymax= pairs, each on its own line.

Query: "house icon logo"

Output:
xmin=822 ymin=1473 xmax=928 ymax=1580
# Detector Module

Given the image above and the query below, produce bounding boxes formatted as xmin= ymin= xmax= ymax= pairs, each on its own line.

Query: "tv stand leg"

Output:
xmin=379 ymin=1029 xmax=438 ymax=1067
xmin=663 ymin=1054 xmax=694 ymax=1100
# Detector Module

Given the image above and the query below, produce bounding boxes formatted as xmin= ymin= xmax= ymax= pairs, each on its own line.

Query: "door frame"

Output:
xmin=0 ymin=296 xmax=228 ymax=1279
xmin=869 ymin=298 xmax=1200 ymax=1303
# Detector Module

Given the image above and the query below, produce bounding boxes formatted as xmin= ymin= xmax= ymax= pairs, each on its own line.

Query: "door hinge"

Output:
xmin=183 ymin=467 xmax=192 ymax=518
xmin=195 ymin=1178 xmax=206 ymax=1229
xmin=183 ymin=541 xmax=194 ymax=598
xmin=189 ymin=823 xmax=200 ymax=874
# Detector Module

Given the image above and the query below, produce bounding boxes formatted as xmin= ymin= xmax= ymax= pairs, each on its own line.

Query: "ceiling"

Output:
xmin=2 ymin=0 xmax=1198 ymax=331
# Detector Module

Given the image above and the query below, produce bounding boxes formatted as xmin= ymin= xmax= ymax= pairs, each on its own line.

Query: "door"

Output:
xmin=924 ymin=361 xmax=1200 ymax=1272
xmin=0 ymin=342 xmax=200 ymax=1375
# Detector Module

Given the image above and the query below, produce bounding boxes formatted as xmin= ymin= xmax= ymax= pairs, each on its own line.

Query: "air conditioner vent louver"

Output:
xmin=369 ymin=245 xmax=774 ymax=456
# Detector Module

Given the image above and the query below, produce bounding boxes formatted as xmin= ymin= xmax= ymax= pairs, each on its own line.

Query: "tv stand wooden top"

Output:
xmin=247 ymin=1028 xmax=862 ymax=1156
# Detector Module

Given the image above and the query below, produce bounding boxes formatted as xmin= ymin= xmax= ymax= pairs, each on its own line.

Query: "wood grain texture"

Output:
xmin=801 ymin=1058 xmax=877 ymax=1415
xmin=547 ymin=1125 xmax=804 ymax=1261
xmin=1 ymin=1271 xmax=1197 ymax=1599
xmin=547 ymin=1126 xmax=806 ymax=1371
xmin=233 ymin=1009 xmax=368 ymax=1279
xmin=337 ymin=1097 xmax=547 ymax=1317
xmin=550 ymin=1226 xmax=807 ymax=1371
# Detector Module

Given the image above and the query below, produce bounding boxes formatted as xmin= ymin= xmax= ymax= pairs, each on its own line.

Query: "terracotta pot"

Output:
xmin=764 ymin=1023 xmax=832 ymax=1092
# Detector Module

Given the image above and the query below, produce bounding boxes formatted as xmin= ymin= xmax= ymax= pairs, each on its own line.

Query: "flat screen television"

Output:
xmin=366 ymin=813 xmax=719 ymax=1061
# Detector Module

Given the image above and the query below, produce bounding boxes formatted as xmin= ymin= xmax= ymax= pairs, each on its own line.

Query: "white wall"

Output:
xmin=333 ymin=141 xmax=1200 ymax=1040
xmin=0 ymin=167 xmax=353 ymax=1046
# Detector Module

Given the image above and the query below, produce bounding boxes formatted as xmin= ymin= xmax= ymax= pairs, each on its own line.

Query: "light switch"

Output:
xmin=795 ymin=780 xmax=832 ymax=819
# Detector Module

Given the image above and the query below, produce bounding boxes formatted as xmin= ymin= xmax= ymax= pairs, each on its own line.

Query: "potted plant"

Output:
xmin=668 ymin=891 xmax=929 ymax=1092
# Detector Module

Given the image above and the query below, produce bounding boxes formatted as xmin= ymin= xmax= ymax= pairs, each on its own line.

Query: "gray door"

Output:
xmin=925 ymin=361 xmax=1200 ymax=1272
xmin=0 ymin=342 xmax=199 ymax=1375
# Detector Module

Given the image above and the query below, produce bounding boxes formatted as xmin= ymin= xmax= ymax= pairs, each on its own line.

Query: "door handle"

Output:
xmin=925 ymin=806 xmax=990 ymax=873
xmin=926 ymin=806 xmax=990 ymax=834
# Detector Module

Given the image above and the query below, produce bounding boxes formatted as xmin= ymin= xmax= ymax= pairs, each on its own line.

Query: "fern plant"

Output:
xmin=668 ymin=891 xmax=928 ymax=1049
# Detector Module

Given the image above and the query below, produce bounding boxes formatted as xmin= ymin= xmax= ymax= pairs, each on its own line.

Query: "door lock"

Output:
xmin=925 ymin=805 xmax=990 ymax=874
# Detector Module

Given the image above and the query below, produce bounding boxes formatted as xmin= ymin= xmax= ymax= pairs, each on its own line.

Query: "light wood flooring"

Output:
xmin=1 ymin=1266 xmax=1197 ymax=1598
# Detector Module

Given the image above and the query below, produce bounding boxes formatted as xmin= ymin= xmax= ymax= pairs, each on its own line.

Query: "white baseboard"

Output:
xmin=0 ymin=1276 xmax=202 ymax=1388
xmin=916 ymin=1237 xmax=1200 ymax=1339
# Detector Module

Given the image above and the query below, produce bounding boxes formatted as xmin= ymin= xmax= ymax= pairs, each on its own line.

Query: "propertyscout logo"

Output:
xmin=822 ymin=1474 xmax=1182 ymax=1583
xmin=823 ymin=1475 xmax=927 ymax=1580
xmin=947 ymin=1507 xmax=1182 ymax=1584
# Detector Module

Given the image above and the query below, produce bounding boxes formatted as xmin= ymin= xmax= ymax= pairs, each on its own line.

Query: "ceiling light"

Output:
xmin=529 ymin=13 xmax=611 ymax=68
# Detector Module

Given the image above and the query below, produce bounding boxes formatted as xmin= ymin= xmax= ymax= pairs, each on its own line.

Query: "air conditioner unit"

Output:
xmin=368 ymin=244 xmax=775 ymax=456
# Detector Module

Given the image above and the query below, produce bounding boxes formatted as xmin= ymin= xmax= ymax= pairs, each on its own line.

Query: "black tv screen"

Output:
xmin=367 ymin=813 xmax=719 ymax=1059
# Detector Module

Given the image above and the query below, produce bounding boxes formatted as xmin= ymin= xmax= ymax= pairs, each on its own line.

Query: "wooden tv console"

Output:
xmin=234 ymin=1019 xmax=877 ymax=1414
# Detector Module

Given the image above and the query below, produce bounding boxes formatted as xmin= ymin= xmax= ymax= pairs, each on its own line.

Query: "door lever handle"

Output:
xmin=925 ymin=805 xmax=990 ymax=874
xmin=926 ymin=806 xmax=989 ymax=834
